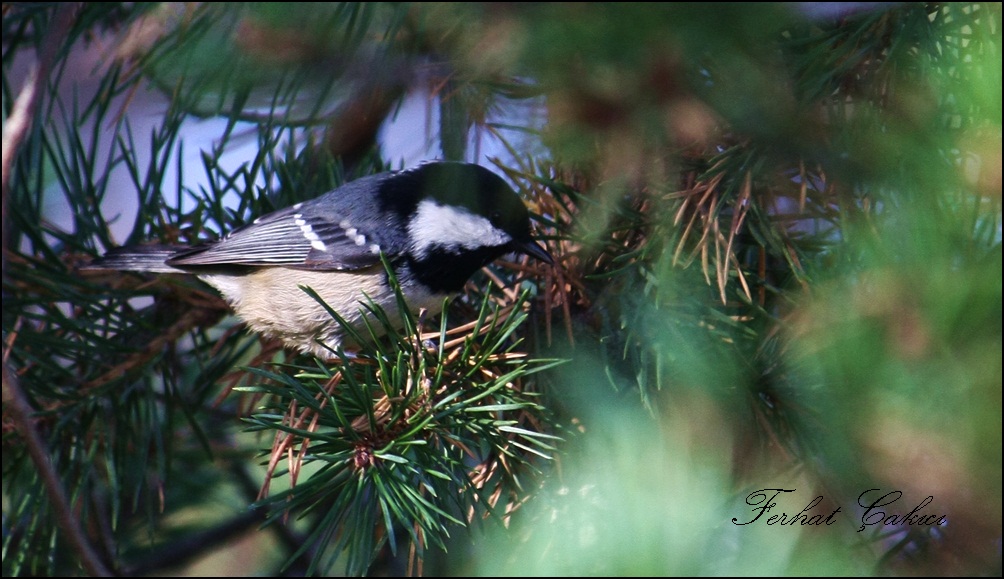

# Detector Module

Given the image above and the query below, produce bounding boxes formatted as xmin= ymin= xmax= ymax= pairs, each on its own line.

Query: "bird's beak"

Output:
xmin=517 ymin=239 xmax=554 ymax=265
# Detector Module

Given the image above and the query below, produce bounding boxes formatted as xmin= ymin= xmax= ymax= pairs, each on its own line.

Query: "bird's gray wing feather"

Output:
xmin=167 ymin=204 xmax=390 ymax=271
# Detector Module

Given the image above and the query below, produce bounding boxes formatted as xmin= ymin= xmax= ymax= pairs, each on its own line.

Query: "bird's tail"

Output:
xmin=81 ymin=244 xmax=187 ymax=273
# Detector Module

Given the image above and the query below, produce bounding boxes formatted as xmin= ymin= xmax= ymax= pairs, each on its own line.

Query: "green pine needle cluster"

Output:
xmin=241 ymin=279 xmax=559 ymax=575
xmin=3 ymin=2 xmax=1001 ymax=577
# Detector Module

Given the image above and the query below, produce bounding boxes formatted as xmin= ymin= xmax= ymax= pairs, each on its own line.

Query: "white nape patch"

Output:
xmin=408 ymin=199 xmax=510 ymax=258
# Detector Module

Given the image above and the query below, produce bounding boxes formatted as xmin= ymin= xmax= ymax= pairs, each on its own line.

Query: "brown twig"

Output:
xmin=2 ymin=3 xmax=79 ymax=207
xmin=1 ymin=4 xmax=113 ymax=576
xmin=83 ymin=306 xmax=225 ymax=390
xmin=121 ymin=508 xmax=265 ymax=576
xmin=3 ymin=367 xmax=113 ymax=577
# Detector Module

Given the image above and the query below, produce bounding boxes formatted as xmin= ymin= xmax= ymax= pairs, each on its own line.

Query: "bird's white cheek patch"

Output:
xmin=408 ymin=199 xmax=510 ymax=257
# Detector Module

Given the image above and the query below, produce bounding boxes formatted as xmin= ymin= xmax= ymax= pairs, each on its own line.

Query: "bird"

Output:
xmin=84 ymin=161 xmax=553 ymax=357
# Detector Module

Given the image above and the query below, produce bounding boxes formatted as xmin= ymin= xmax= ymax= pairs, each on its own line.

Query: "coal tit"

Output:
xmin=85 ymin=161 xmax=553 ymax=357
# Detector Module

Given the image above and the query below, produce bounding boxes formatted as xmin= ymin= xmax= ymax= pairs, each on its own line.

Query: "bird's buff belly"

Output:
xmin=201 ymin=268 xmax=446 ymax=357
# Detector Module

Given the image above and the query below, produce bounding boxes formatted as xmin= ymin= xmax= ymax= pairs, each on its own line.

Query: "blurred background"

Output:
xmin=3 ymin=2 xmax=1001 ymax=576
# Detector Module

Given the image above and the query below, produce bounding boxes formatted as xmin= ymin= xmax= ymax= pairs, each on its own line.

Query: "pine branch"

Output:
xmin=2 ymin=2 xmax=81 ymax=256
xmin=2 ymin=366 xmax=112 ymax=577
xmin=236 ymin=265 xmax=560 ymax=575
xmin=121 ymin=508 xmax=265 ymax=576
xmin=3 ymin=2 xmax=999 ymax=575
xmin=1 ymin=4 xmax=115 ymax=577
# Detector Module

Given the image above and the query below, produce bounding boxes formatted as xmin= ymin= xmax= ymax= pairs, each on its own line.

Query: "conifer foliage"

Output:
xmin=3 ymin=3 xmax=1000 ymax=576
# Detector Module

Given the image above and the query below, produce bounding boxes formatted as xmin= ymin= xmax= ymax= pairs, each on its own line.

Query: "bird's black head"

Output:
xmin=379 ymin=162 xmax=552 ymax=293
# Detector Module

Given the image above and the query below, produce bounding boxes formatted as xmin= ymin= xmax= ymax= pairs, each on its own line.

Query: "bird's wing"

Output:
xmin=167 ymin=204 xmax=392 ymax=271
